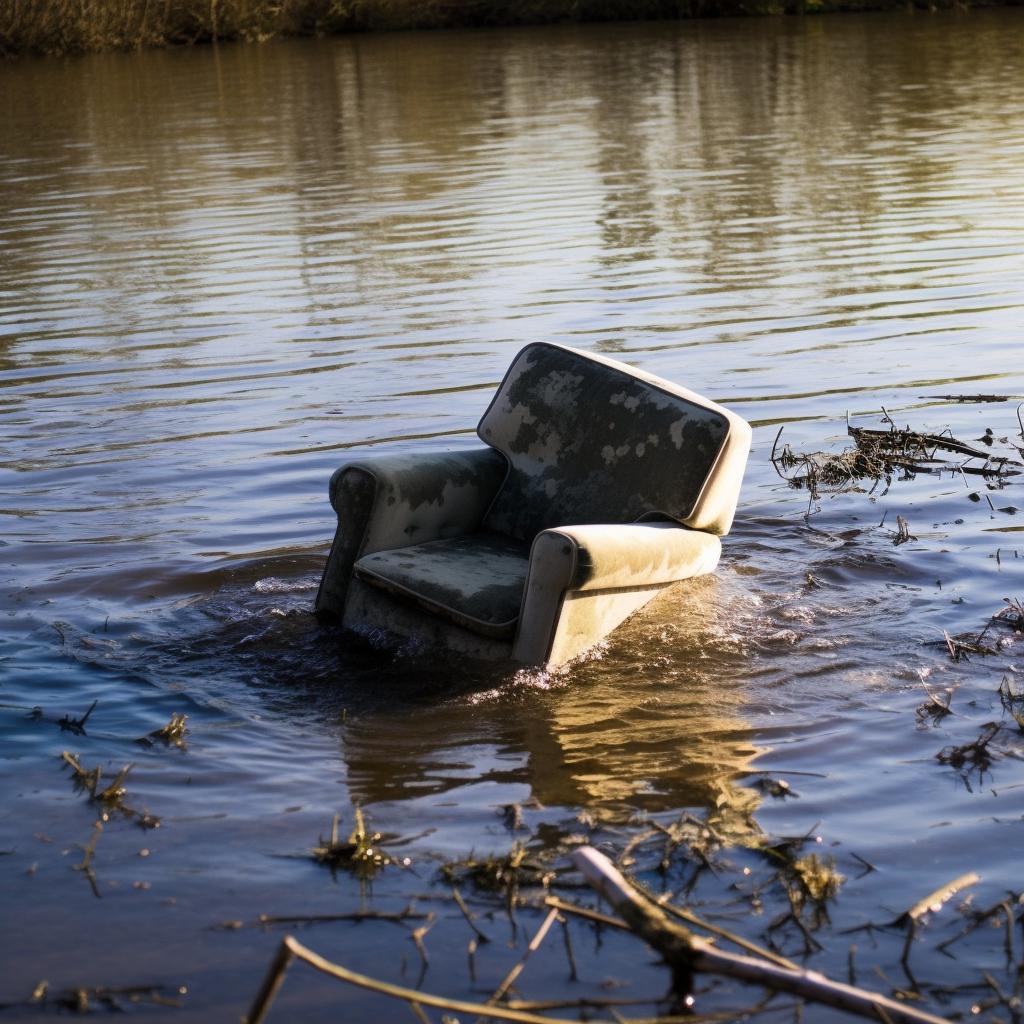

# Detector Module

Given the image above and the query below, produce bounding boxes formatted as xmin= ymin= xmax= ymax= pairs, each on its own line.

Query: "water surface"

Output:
xmin=3 ymin=12 xmax=1024 ymax=1021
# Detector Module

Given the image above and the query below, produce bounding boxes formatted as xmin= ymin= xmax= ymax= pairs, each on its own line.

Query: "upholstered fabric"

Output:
xmin=316 ymin=447 xmax=507 ymax=617
xmin=478 ymin=343 xmax=735 ymax=541
xmin=353 ymin=532 xmax=531 ymax=639
xmin=513 ymin=523 xmax=722 ymax=664
xmin=318 ymin=342 xmax=752 ymax=666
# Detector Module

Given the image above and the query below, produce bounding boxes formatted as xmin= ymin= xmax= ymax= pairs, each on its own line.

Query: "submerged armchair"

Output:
xmin=316 ymin=343 xmax=751 ymax=667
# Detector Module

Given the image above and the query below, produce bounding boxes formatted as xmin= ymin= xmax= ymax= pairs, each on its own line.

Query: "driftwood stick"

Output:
xmin=258 ymin=908 xmax=428 ymax=926
xmin=550 ymin=887 xmax=798 ymax=971
xmin=243 ymin=938 xmax=296 ymax=1024
xmin=898 ymin=872 xmax=980 ymax=925
xmin=249 ymin=935 xmax=573 ymax=1024
xmin=658 ymin=900 xmax=800 ymax=971
xmin=544 ymin=894 xmax=628 ymax=930
xmin=573 ymin=848 xmax=951 ymax=1024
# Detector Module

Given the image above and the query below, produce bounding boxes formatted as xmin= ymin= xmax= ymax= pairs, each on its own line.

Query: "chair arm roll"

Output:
xmin=316 ymin=446 xmax=508 ymax=616
xmin=512 ymin=523 xmax=721 ymax=665
xmin=543 ymin=522 xmax=722 ymax=592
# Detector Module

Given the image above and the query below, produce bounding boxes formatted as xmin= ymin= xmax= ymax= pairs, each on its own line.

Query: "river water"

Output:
xmin=2 ymin=11 xmax=1024 ymax=1022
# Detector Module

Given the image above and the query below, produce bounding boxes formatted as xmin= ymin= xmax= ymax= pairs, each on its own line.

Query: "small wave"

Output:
xmin=253 ymin=576 xmax=320 ymax=594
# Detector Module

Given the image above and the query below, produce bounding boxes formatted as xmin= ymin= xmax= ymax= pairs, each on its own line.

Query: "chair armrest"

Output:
xmin=316 ymin=446 xmax=508 ymax=616
xmin=513 ymin=523 xmax=721 ymax=664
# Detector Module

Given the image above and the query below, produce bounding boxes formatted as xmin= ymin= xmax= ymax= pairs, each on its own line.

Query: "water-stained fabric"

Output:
xmin=353 ymin=532 xmax=530 ymax=639
xmin=478 ymin=343 xmax=729 ymax=541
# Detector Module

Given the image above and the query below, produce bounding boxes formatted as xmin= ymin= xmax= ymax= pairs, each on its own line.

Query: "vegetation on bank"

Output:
xmin=0 ymin=0 xmax=1014 ymax=59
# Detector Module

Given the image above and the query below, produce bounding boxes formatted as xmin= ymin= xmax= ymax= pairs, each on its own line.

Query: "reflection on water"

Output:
xmin=342 ymin=576 xmax=763 ymax=818
xmin=3 ymin=10 xmax=1024 ymax=1021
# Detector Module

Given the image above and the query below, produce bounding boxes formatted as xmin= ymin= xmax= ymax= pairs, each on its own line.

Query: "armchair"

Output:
xmin=316 ymin=343 xmax=751 ymax=667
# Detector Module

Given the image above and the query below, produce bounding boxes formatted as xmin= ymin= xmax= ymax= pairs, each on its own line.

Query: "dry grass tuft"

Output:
xmin=312 ymin=807 xmax=398 ymax=877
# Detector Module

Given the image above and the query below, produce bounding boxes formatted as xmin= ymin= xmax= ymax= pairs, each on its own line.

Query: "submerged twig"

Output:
xmin=919 ymin=394 xmax=1012 ymax=403
xmin=453 ymin=885 xmax=492 ymax=944
xmin=937 ymin=894 xmax=1022 ymax=953
xmin=74 ymin=821 xmax=103 ymax=873
xmin=257 ymin=908 xmax=427 ymax=927
xmin=656 ymin=899 xmax=799 ymax=970
xmin=59 ymin=699 xmax=98 ymax=735
xmin=485 ymin=906 xmax=559 ymax=1010
xmin=545 ymin=894 xmax=628 ymax=930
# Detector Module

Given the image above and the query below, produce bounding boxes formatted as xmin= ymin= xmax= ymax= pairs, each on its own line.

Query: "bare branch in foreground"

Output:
xmin=572 ymin=847 xmax=952 ymax=1024
xmin=244 ymin=934 xmax=592 ymax=1024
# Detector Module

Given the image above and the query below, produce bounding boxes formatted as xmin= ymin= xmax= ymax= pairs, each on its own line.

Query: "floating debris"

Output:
xmin=96 ymin=765 xmax=134 ymax=813
xmin=755 ymin=777 xmax=798 ymax=799
xmin=918 ymin=394 xmax=1013 ymax=403
xmin=937 ymin=722 xmax=1002 ymax=780
xmin=58 ymin=699 xmax=98 ymax=736
xmin=893 ymin=515 xmax=916 ymax=546
xmin=895 ymin=872 xmax=981 ymax=927
xmin=771 ymin=413 xmax=1023 ymax=505
xmin=992 ymin=598 xmax=1024 ymax=632
xmin=312 ymin=808 xmax=399 ymax=877
xmin=848 ymin=419 xmax=1018 ymax=470
xmin=52 ymin=984 xmax=184 ymax=1012
xmin=941 ymin=628 xmax=999 ymax=663
xmin=792 ymin=852 xmax=844 ymax=905
xmin=61 ymin=751 xmax=101 ymax=796
xmin=917 ymin=679 xmax=958 ymax=719
xmin=771 ymin=433 xmax=892 ymax=500
xmin=998 ymin=673 xmax=1024 ymax=730
xmin=441 ymin=842 xmax=555 ymax=906
xmin=501 ymin=802 xmax=528 ymax=832
xmin=617 ymin=808 xmax=742 ymax=878
xmin=138 ymin=712 xmax=188 ymax=749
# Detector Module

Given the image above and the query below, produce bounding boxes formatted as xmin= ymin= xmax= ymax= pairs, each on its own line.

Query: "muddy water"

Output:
xmin=3 ymin=11 xmax=1024 ymax=1022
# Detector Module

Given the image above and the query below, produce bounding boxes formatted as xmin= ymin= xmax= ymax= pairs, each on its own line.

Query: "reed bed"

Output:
xmin=0 ymin=0 xmax=1004 ymax=59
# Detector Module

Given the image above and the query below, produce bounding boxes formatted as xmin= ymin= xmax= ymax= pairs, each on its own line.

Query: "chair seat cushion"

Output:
xmin=353 ymin=533 xmax=531 ymax=640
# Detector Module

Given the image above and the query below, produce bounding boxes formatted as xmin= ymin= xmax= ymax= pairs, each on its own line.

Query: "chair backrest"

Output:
xmin=477 ymin=343 xmax=751 ymax=541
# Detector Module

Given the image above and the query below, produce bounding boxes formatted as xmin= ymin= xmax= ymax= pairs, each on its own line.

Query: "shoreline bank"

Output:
xmin=1 ymin=0 xmax=1017 ymax=60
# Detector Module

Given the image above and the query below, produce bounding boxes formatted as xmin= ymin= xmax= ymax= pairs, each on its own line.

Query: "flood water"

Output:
xmin=3 ymin=11 xmax=1024 ymax=1021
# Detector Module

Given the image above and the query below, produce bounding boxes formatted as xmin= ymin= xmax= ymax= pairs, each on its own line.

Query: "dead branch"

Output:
xmin=894 ymin=872 xmax=980 ymax=927
xmin=243 ymin=934 xmax=580 ymax=1024
xmin=573 ymin=847 xmax=952 ymax=1024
